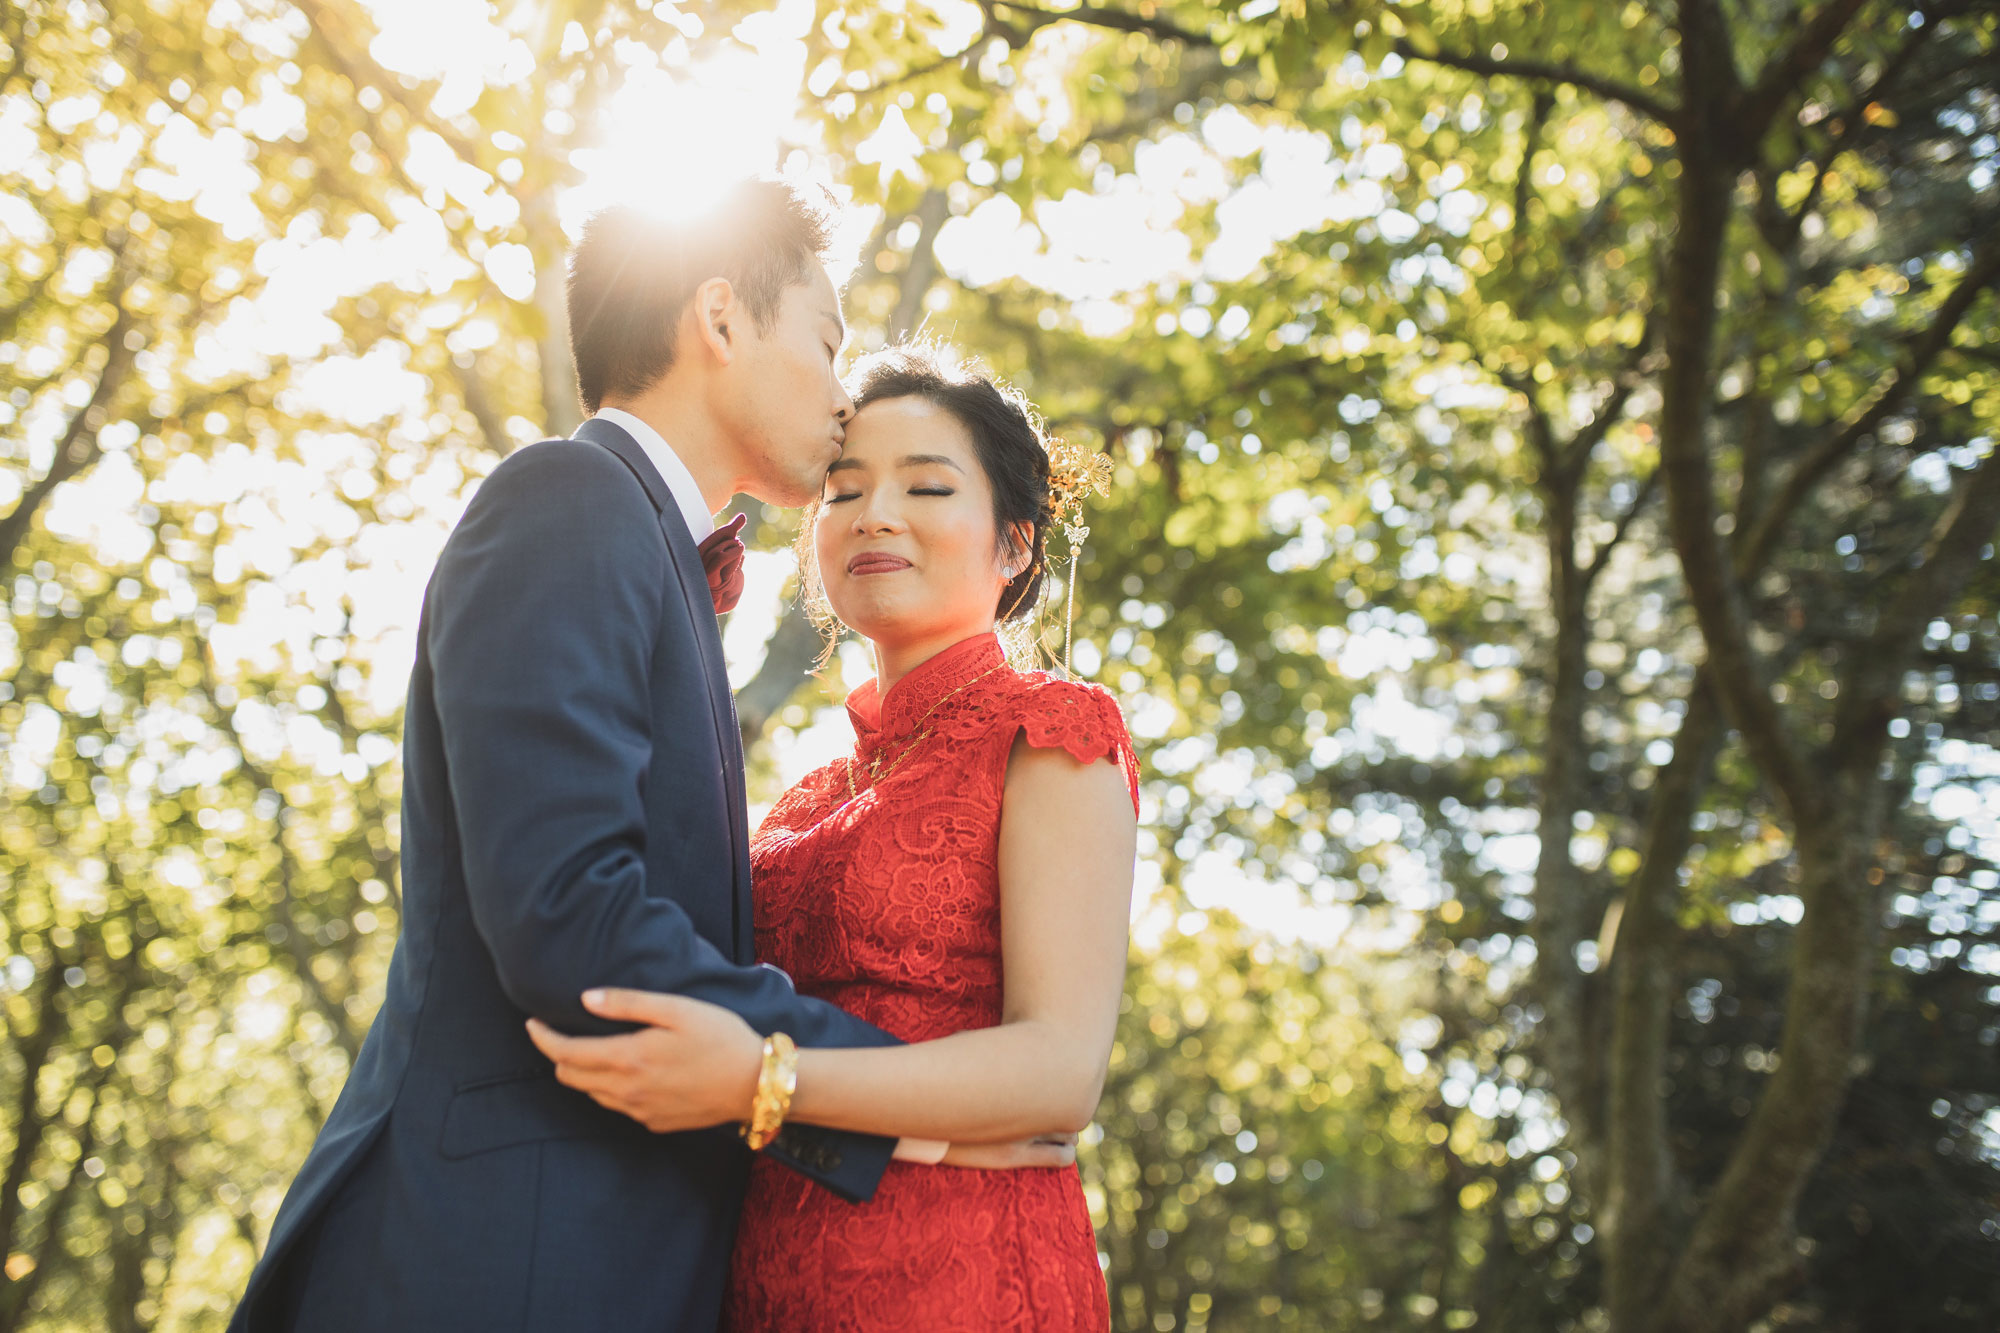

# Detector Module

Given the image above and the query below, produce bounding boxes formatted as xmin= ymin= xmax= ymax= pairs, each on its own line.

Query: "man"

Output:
xmin=229 ymin=181 xmax=1032 ymax=1333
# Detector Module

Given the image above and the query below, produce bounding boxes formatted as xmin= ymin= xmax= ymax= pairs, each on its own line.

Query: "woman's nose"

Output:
xmin=853 ymin=492 xmax=903 ymax=534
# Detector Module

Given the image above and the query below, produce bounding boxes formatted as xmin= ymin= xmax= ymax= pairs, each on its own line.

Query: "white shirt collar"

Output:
xmin=589 ymin=408 xmax=715 ymax=541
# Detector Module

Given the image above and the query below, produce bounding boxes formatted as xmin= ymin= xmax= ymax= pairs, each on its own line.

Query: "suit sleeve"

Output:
xmin=429 ymin=441 xmax=894 ymax=1201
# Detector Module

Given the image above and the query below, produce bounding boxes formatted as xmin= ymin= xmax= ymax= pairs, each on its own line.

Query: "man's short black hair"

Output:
xmin=565 ymin=179 xmax=837 ymax=414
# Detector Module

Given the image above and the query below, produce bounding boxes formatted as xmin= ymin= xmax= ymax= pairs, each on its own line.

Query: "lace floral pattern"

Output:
xmin=724 ymin=633 xmax=1137 ymax=1332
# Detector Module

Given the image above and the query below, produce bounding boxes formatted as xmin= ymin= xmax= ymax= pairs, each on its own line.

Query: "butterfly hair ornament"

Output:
xmin=1044 ymin=439 xmax=1115 ymax=677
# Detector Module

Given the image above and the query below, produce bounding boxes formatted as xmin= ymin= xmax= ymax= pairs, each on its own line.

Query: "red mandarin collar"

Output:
xmin=846 ymin=632 xmax=1008 ymax=748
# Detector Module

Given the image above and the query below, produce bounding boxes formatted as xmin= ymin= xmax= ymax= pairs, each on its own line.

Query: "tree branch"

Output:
xmin=294 ymin=0 xmax=486 ymax=167
xmin=1737 ymin=241 xmax=2000 ymax=576
xmin=1656 ymin=20 xmax=1816 ymax=825
xmin=1584 ymin=466 xmax=1659 ymax=591
xmin=1754 ymin=18 xmax=1935 ymax=254
xmin=986 ymin=0 xmax=1214 ymax=47
xmin=203 ymin=646 xmax=366 ymax=1062
xmin=1512 ymin=89 xmax=1554 ymax=269
xmin=1500 ymin=369 xmax=1563 ymax=476
xmin=1735 ymin=0 xmax=1873 ymax=146
xmin=0 ymin=304 xmax=138 ymax=574
xmin=1832 ymin=452 xmax=2000 ymax=762
xmin=736 ymin=600 xmax=829 ymax=742
xmin=1392 ymin=39 xmax=1678 ymax=126
xmin=1564 ymin=315 xmax=1656 ymax=476
xmin=0 ymin=262 xmax=57 ymax=347
xmin=824 ymin=49 xmax=970 ymax=104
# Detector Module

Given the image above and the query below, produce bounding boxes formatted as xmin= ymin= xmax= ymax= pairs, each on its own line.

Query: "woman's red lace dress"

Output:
xmin=724 ymin=631 xmax=1140 ymax=1332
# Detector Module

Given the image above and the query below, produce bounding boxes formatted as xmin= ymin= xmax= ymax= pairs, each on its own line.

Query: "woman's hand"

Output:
xmin=526 ymin=988 xmax=763 ymax=1134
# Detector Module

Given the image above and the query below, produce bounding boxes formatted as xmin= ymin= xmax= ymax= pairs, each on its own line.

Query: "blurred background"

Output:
xmin=3 ymin=1 xmax=1999 ymax=1329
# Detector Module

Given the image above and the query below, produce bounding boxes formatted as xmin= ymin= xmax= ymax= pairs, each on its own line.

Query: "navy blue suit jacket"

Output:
xmin=228 ymin=419 xmax=896 ymax=1332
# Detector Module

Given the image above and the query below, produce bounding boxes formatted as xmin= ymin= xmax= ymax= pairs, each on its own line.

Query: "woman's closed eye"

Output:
xmin=823 ymin=484 xmax=955 ymax=503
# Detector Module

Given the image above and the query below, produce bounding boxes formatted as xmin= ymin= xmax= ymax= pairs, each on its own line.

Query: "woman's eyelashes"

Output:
xmin=821 ymin=484 xmax=956 ymax=503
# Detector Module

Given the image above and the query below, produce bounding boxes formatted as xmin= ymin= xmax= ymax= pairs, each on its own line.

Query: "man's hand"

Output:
xmin=939 ymin=1135 xmax=1079 ymax=1170
xmin=526 ymin=988 xmax=761 ymax=1134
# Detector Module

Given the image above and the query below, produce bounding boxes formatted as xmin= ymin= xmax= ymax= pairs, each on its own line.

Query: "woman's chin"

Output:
xmin=825 ymin=596 xmax=908 ymax=645
xmin=829 ymin=601 xmax=963 ymax=653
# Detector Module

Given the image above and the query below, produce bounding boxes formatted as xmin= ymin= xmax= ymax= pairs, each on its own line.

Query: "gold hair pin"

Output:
xmin=1045 ymin=441 xmax=1114 ymax=676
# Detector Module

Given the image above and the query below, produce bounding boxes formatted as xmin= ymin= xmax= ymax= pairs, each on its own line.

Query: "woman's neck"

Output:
xmin=871 ymin=625 xmax=993 ymax=698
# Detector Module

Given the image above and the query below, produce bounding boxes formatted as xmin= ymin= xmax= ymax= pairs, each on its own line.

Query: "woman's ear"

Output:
xmin=691 ymin=277 xmax=737 ymax=364
xmin=1009 ymin=521 xmax=1037 ymax=573
xmin=998 ymin=521 xmax=1033 ymax=578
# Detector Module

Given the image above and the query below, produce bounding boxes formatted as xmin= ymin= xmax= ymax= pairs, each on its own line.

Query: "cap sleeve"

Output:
xmin=1009 ymin=678 xmax=1141 ymax=816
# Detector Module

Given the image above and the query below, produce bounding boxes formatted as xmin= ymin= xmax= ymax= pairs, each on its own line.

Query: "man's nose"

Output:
xmin=833 ymin=380 xmax=855 ymax=425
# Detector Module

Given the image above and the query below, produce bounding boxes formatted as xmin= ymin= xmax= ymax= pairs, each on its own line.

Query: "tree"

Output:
xmin=6 ymin=1 xmax=1998 ymax=1329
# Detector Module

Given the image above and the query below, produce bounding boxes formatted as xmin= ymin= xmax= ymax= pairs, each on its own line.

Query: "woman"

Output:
xmin=538 ymin=345 xmax=1138 ymax=1330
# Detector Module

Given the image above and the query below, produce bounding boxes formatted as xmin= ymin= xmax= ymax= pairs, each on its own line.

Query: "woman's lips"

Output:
xmin=846 ymin=553 xmax=912 ymax=575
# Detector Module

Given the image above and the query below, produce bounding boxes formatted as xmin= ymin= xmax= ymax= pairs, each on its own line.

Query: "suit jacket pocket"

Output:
xmin=439 ymin=1069 xmax=602 ymax=1161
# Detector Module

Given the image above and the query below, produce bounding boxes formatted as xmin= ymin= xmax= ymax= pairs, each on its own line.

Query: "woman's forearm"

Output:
xmin=789 ymin=1018 xmax=1105 ymax=1141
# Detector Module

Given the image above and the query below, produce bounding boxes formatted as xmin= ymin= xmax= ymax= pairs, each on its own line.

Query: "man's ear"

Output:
xmin=690 ymin=277 xmax=737 ymax=365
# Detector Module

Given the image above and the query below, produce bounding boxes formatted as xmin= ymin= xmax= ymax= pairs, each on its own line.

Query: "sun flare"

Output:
xmin=559 ymin=8 xmax=823 ymax=238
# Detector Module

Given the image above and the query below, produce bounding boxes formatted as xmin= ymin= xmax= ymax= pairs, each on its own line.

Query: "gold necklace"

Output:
xmin=845 ymin=663 xmax=1006 ymax=799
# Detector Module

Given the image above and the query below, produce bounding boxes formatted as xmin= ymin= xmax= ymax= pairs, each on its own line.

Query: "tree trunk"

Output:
xmin=526 ymin=182 xmax=580 ymax=439
xmin=1604 ymin=674 xmax=1723 ymax=1330
xmin=0 ymin=957 xmax=66 ymax=1273
xmin=1649 ymin=792 xmax=1878 ymax=1331
xmin=888 ymin=190 xmax=950 ymax=340
xmin=1531 ymin=475 xmax=1603 ymax=1186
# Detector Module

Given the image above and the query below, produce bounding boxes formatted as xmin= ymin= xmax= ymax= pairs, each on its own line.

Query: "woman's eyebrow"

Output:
xmin=897 ymin=453 xmax=966 ymax=473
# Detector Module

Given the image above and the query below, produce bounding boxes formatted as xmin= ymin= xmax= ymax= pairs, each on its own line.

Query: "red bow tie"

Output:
xmin=698 ymin=512 xmax=748 ymax=615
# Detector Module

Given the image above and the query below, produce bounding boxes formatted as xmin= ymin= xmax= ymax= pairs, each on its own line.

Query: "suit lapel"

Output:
xmin=573 ymin=418 xmax=755 ymax=962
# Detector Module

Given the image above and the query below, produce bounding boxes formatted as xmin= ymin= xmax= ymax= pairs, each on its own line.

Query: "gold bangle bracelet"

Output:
xmin=741 ymin=1032 xmax=798 ymax=1152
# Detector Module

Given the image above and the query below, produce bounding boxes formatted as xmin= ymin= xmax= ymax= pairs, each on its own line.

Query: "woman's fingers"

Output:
xmin=939 ymin=1137 xmax=1078 ymax=1169
xmin=581 ymin=987 xmax=690 ymax=1027
xmin=526 ymin=1018 xmax=635 ymax=1072
xmin=525 ymin=1000 xmax=746 ymax=1135
xmin=531 ymin=1020 xmax=714 ymax=1133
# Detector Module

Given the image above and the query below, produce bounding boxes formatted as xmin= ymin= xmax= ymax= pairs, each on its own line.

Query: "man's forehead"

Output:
xmin=796 ymin=260 xmax=837 ymax=304
xmin=808 ymin=265 xmax=846 ymax=337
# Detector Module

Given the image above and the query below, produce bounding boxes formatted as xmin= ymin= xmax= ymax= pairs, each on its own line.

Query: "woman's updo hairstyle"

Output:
xmin=796 ymin=342 xmax=1055 ymax=656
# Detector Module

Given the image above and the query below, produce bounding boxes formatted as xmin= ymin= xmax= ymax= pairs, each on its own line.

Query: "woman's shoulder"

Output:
xmin=941 ymin=665 xmax=1118 ymax=729
xmin=1006 ymin=668 xmax=1126 ymax=721
xmin=962 ymin=669 xmax=1139 ymax=810
xmin=1012 ymin=669 xmax=1131 ymax=742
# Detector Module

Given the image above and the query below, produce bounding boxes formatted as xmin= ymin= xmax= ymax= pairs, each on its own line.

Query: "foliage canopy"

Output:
xmin=3 ymin=1 xmax=1998 ymax=1330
